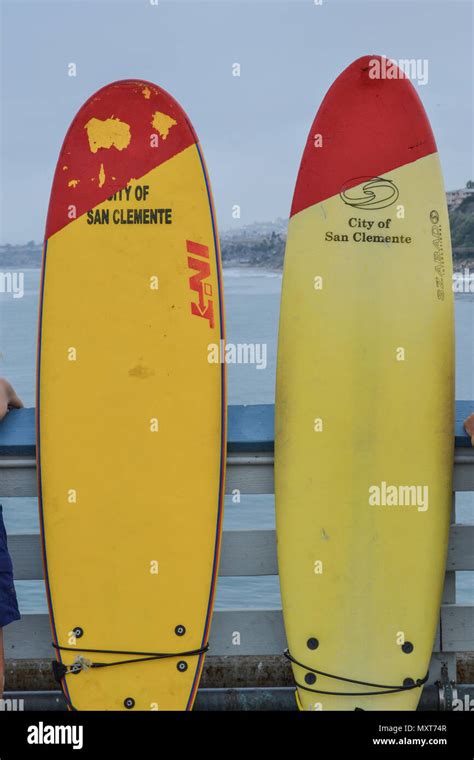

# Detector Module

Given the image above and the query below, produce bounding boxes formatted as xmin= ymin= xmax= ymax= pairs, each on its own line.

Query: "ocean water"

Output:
xmin=0 ymin=268 xmax=472 ymax=611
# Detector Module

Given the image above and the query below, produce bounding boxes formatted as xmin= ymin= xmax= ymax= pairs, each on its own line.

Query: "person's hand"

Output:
xmin=0 ymin=378 xmax=24 ymax=421
xmin=464 ymin=413 xmax=474 ymax=447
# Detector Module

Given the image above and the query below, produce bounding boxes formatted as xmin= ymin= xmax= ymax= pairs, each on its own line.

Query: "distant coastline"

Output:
xmin=2 ymin=191 xmax=474 ymax=272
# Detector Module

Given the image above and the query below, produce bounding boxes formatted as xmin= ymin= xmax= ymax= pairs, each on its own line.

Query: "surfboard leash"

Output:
xmin=51 ymin=643 xmax=209 ymax=679
xmin=284 ymin=649 xmax=429 ymax=696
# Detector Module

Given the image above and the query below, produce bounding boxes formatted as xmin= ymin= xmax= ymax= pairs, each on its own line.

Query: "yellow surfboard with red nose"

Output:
xmin=37 ymin=80 xmax=226 ymax=711
xmin=275 ymin=56 xmax=454 ymax=711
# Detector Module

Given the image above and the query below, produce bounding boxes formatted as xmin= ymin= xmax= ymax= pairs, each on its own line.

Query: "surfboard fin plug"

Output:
xmin=51 ymin=656 xmax=93 ymax=683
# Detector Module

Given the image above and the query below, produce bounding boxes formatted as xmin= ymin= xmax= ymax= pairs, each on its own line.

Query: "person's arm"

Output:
xmin=0 ymin=378 xmax=23 ymax=421
xmin=464 ymin=413 xmax=474 ymax=447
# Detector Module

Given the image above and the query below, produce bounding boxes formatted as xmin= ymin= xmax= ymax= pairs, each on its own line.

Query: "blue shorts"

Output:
xmin=0 ymin=504 xmax=21 ymax=628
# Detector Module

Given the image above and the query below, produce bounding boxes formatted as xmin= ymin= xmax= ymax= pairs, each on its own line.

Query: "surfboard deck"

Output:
xmin=37 ymin=80 xmax=226 ymax=711
xmin=275 ymin=56 xmax=454 ymax=711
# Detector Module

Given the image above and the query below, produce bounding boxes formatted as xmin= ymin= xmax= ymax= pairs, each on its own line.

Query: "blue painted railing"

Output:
xmin=0 ymin=402 xmax=472 ymax=454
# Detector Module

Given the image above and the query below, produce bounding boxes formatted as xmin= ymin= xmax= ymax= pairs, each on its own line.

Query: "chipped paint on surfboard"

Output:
xmin=37 ymin=80 xmax=226 ymax=711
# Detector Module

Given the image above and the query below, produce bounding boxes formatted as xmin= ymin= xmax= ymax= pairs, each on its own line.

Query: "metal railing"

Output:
xmin=1 ymin=403 xmax=473 ymax=710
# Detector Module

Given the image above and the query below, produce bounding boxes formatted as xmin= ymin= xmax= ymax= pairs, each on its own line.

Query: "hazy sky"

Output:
xmin=1 ymin=0 xmax=473 ymax=243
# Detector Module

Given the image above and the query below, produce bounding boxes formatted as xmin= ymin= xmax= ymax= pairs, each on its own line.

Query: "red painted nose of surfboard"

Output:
xmin=290 ymin=55 xmax=437 ymax=217
xmin=46 ymin=80 xmax=197 ymax=239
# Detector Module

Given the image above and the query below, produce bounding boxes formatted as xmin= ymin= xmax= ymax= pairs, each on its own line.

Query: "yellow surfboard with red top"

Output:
xmin=37 ymin=80 xmax=226 ymax=711
xmin=275 ymin=56 xmax=454 ymax=711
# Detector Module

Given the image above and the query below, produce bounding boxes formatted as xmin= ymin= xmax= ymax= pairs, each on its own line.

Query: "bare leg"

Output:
xmin=0 ymin=627 xmax=4 ymax=698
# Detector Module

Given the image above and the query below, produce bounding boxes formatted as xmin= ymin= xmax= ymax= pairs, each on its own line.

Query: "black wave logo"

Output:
xmin=340 ymin=176 xmax=399 ymax=210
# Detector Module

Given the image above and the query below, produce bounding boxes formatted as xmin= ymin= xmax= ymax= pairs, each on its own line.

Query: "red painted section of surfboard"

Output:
xmin=46 ymin=80 xmax=197 ymax=239
xmin=290 ymin=55 xmax=437 ymax=218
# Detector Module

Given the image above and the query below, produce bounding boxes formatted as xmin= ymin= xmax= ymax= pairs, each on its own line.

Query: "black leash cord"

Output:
xmin=284 ymin=649 xmax=428 ymax=694
xmin=295 ymin=681 xmax=419 ymax=697
xmin=52 ymin=643 xmax=209 ymax=672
